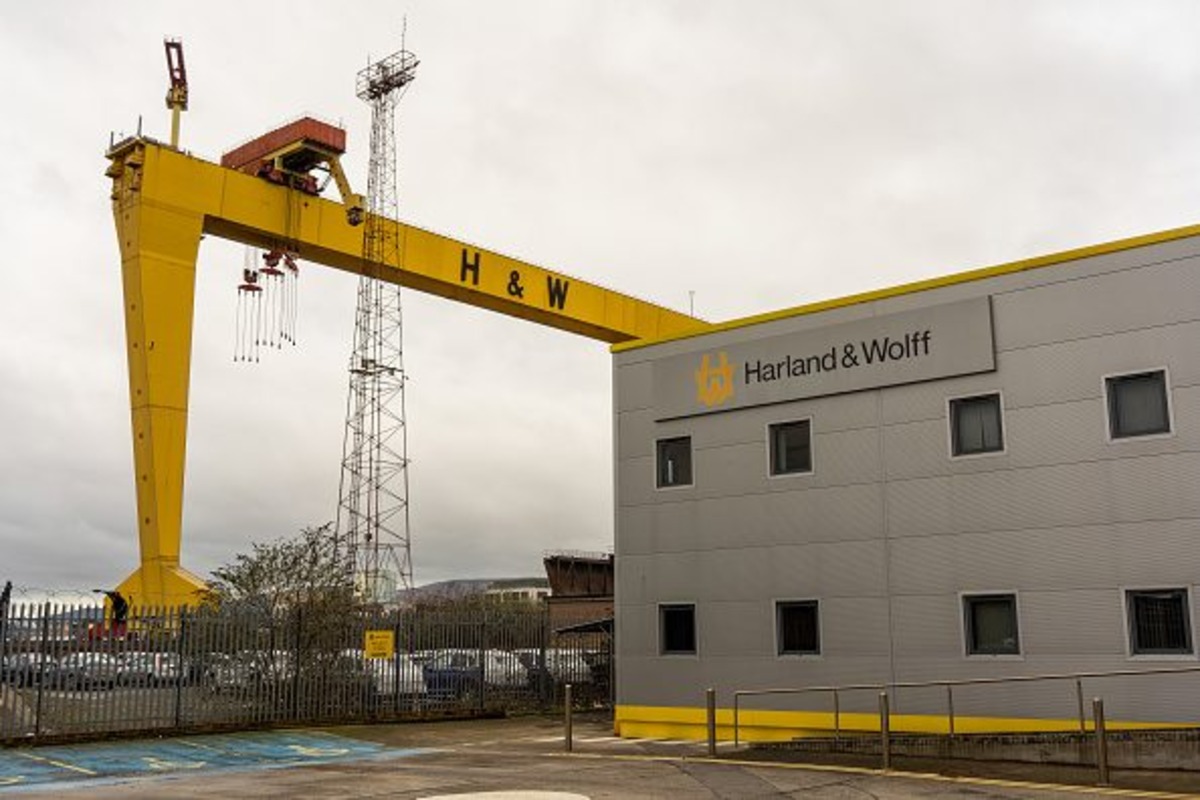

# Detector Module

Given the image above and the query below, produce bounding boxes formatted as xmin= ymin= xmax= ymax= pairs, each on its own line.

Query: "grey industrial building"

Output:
xmin=611 ymin=225 xmax=1200 ymax=739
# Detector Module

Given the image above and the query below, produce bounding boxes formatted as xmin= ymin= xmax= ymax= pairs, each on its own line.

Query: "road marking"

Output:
xmin=418 ymin=793 xmax=589 ymax=800
xmin=0 ymin=730 xmax=406 ymax=791
xmin=143 ymin=756 xmax=206 ymax=771
xmin=14 ymin=751 xmax=98 ymax=776
xmin=175 ymin=739 xmax=223 ymax=752
xmin=287 ymin=744 xmax=351 ymax=758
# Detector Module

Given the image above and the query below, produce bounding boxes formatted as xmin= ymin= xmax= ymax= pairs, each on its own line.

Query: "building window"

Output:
xmin=769 ymin=420 xmax=813 ymax=476
xmin=1107 ymin=370 xmax=1171 ymax=439
xmin=659 ymin=603 xmax=697 ymax=655
xmin=1127 ymin=589 xmax=1193 ymax=655
xmin=963 ymin=593 xmax=1020 ymax=655
xmin=656 ymin=436 xmax=693 ymax=488
xmin=950 ymin=393 xmax=1004 ymax=456
xmin=776 ymin=600 xmax=820 ymax=655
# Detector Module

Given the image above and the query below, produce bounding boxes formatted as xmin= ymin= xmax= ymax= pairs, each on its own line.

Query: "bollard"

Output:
xmin=833 ymin=689 xmax=841 ymax=741
xmin=564 ymin=683 xmax=574 ymax=752
xmin=1076 ymin=679 xmax=1086 ymax=732
xmin=706 ymin=688 xmax=717 ymax=757
xmin=879 ymin=691 xmax=891 ymax=771
xmin=946 ymin=685 xmax=955 ymax=739
xmin=1093 ymin=697 xmax=1110 ymax=787
xmin=733 ymin=695 xmax=740 ymax=747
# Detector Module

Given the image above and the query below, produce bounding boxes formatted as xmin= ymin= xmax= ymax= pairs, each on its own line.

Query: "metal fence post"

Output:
xmin=34 ymin=603 xmax=49 ymax=740
xmin=478 ymin=619 xmax=487 ymax=715
xmin=733 ymin=693 xmax=740 ymax=746
xmin=538 ymin=606 xmax=549 ymax=710
xmin=706 ymin=687 xmax=717 ymax=757
xmin=564 ymin=682 xmax=574 ymax=752
xmin=392 ymin=615 xmax=402 ymax=715
xmin=1076 ymin=678 xmax=1086 ymax=732
xmin=174 ymin=608 xmax=187 ymax=729
xmin=946 ymin=685 xmax=955 ymax=739
xmin=879 ymin=691 xmax=891 ymax=771
xmin=1093 ymin=698 xmax=1110 ymax=787
xmin=292 ymin=606 xmax=303 ymax=722
xmin=606 ymin=623 xmax=615 ymax=709
xmin=833 ymin=689 xmax=841 ymax=741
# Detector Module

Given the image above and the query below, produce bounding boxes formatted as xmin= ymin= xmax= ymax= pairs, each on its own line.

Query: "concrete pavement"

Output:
xmin=2 ymin=714 xmax=1198 ymax=799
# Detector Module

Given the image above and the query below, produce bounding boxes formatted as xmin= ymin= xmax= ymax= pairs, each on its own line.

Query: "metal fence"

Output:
xmin=731 ymin=665 xmax=1200 ymax=746
xmin=0 ymin=601 xmax=612 ymax=744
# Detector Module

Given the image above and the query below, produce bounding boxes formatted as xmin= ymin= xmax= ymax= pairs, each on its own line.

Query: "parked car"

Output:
xmin=3 ymin=653 xmax=48 ymax=686
xmin=116 ymin=651 xmax=157 ymax=686
xmin=421 ymin=648 xmax=526 ymax=701
xmin=118 ymin=651 xmax=186 ymax=687
xmin=204 ymin=652 xmax=264 ymax=691
xmin=341 ymin=649 xmax=428 ymax=702
xmin=57 ymin=652 xmax=120 ymax=690
xmin=514 ymin=648 xmax=594 ymax=686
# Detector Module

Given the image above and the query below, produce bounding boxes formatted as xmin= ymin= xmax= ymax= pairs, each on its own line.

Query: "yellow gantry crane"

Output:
xmin=103 ymin=42 xmax=708 ymax=607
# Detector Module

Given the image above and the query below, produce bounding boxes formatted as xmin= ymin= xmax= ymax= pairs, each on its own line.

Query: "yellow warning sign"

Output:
xmin=363 ymin=629 xmax=395 ymax=660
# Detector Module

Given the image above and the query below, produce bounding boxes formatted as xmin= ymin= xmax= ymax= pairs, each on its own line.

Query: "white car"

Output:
xmin=514 ymin=648 xmax=593 ymax=684
xmin=341 ymin=649 xmax=427 ymax=699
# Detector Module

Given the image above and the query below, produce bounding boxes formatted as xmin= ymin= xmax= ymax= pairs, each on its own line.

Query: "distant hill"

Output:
xmin=403 ymin=577 xmax=547 ymax=603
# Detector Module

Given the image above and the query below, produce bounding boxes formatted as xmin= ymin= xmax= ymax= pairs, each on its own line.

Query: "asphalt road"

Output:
xmin=2 ymin=715 xmax=1199 ymax=799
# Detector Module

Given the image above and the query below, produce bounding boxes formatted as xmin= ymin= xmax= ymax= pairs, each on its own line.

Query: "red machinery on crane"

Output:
xmin=221 ymin=117 xmax=366 ymax=225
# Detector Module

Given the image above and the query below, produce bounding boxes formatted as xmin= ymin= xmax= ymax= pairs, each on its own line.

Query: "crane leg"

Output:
xmin=111 ymin=182 xmax=207 ymax=608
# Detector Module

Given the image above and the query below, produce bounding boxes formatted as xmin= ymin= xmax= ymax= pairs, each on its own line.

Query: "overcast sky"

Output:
xmin=2 ymin=1 xmax=1200 ymax=602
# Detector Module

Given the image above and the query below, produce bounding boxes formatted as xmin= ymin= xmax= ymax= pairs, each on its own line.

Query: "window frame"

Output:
xmin=774 ymin=598 xmax=821 ymax=657
xmin=1123 ymin=587 xmax=1196 ymax=659
xmin=960 ymin=591 xmax=1023 ymax=658
xmin=654 ymin=435 xmax=694 ymax=490
xmin=658 ymin=602 xmax=698 ymax=656
xmin=947 ymin=391 xmax=1006 ymax=459
xmin=1103 ymin=368 xmax=1174 ymax=443
xmin=766 ymin=417 xmax=815 ymax=478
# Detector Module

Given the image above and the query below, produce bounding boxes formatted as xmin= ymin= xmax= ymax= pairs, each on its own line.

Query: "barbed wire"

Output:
xmin=4 ymin=585 xmax=104 ymax=603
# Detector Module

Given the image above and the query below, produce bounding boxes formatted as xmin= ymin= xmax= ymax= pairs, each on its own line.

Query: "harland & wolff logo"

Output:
xmin=694 ymin=352 xmax=736 ymax=408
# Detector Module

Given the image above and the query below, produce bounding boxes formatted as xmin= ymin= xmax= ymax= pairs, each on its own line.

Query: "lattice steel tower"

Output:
xmin=336 ymin=49 xmax=419 ymax=601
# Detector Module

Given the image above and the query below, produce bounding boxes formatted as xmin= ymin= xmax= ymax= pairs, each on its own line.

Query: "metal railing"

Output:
xmin=732 ymin=664 xmax=1200 ymax=746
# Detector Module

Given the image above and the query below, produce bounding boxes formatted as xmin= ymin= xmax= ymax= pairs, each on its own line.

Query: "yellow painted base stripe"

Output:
xmin=614 ymin=704 xmax=1194 ymax=742
xmin=612 ymin=221 xmax=1200 ymax=353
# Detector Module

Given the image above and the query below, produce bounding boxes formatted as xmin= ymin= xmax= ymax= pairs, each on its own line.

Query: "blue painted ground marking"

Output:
xmin=0 ymin=730 xmax=423 ymax=791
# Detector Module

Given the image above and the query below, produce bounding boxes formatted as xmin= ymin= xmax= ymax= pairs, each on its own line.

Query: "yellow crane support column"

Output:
xmin=108 ymin=145 xmax=208 ymax=607
xmin=104 ymin=137 xmax=708 ymax=608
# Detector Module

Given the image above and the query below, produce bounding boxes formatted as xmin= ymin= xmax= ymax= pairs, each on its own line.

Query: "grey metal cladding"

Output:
xmin=888 ymin=519 xmax=1200 ymax=595
xmin=990 ymin=254 xmax=1200 ymax=351
xmin=614 ymin=232 xmax=1200 ymax=717
xmin=617 ymin=484 xmax=886 ymax=553
xmin=886 ymin=452 xmax=1200 ymax=539
xmin=622 ymin=541 xmax=887 ymax=605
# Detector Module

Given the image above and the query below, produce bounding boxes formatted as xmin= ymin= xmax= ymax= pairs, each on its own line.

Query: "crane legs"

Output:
xmin=111 ymin=178 xmax=207 ymax=608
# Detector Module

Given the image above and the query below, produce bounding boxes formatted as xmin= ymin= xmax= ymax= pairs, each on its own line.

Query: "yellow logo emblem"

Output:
xmin=695 ymin=352 xmax=736 ymax=407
